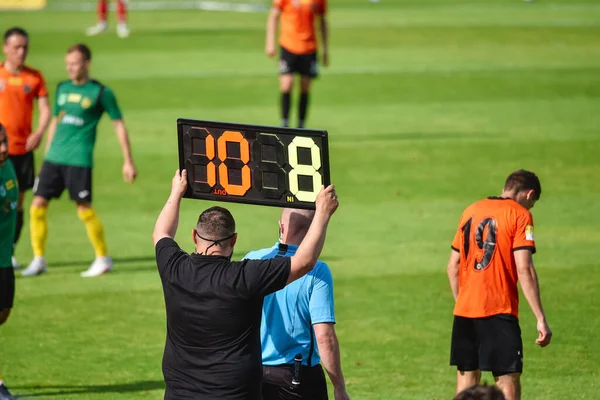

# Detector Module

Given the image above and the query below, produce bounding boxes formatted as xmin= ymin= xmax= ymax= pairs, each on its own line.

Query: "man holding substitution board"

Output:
xmin=154 ymin=120 xmax=338 ymax=399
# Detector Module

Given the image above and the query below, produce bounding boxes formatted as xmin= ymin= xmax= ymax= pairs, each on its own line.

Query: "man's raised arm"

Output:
xmin=153 ymin=169 xmax=188 ymax=246
xmin=288 ymin=185 xmax=338 ymax=284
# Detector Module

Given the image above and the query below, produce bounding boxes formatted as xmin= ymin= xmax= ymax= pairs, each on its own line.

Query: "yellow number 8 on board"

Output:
xmin=288 ymin=137 xmax=322 ymax=202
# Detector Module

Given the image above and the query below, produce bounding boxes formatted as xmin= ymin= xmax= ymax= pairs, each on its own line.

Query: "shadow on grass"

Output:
xmin=47 ymin=254 xmax=343 ymax=270
xmin=48 ymin=256 xmax=156 ymax=268
xmin=14 ymin=380 xmax=164 ymax=398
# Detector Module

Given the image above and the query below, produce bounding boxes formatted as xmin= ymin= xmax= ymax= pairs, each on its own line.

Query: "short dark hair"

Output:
xmin=196 ymin=206 xmax=236 ymax=240
xmin=4 ymin=27 xmax=28 ymax=43
xmin=454 ymin=384 xmax=506 ymax=400
xmin=504 ymin=169 xmax=541 ymax=200
xmin=67 ymin=43 xmax=92 ymax=61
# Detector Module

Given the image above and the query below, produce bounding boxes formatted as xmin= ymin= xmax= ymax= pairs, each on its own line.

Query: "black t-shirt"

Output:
xmin=155 ymin=237 xmax=291 ymax=400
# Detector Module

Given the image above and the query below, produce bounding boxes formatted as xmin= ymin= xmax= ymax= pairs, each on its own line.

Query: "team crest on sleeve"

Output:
xmin=0 ymin=79 xmax=5 ymax=92
xmin=525 ymin=225 xmax=535 ymax=241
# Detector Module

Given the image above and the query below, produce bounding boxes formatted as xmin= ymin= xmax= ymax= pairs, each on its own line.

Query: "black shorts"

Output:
xmin=450 ymin=314 xmax=523 ymax=376
xmin=279 ymin=46 xmax=318 ymax=78
xmin=0 ymin=267 xmax=15 ymax=310
xmin=8 ymin=152 xmax=35 ymax=191
xmin=34 ymin=161 xmax=93 ymax=203
xmin=262 ymin=364 xmax=328 ymax=400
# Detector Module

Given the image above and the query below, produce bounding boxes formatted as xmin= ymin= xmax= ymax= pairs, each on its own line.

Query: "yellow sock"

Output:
xmin=30 ymin=205 xmax=48 ymax=258
xmin=78 ymin=208 xmax=108 ymax=258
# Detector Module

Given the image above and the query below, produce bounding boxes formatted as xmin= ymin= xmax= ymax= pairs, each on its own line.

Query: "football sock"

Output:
xmin=298 ymin=92 xmax=309 ymax=128
xmin=117 ymin=0 xmax=128 ymax=24
xmin=30 ymin=205 xmax=48 ymax=258
xmin=98 ymin=0 xmax=108 ymax=23
xmin=14 ymin=210 xmax=23 ymax=245
xmin=281 ymin=92 xmax=291 ymax=127
xmin=78 ymin=208 xmax=108 ymax=258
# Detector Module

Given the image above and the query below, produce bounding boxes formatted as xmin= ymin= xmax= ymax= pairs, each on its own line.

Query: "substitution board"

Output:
xmin=177 ymin=119 xmax=331 ymax=210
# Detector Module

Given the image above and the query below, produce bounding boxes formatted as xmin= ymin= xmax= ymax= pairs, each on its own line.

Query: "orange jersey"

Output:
xmin=275 ymin=0 xmax=327 ymax=55
xmin=451 ymin=197 xmax=536 ymax=319
xmin=0 ymin=63 xmax=48 ymax=155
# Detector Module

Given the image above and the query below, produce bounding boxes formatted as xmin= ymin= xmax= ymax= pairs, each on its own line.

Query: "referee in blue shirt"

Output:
xmin=244 ymin=209 xmax=350 ymax=400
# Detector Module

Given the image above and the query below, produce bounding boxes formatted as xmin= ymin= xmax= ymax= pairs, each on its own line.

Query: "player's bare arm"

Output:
xmin=112 ymin=119 xmax=137 ymax=183
xmin=320 ymin=14 xmax=329 ymax=67
xmin=43 ymin=117 xmax=58 ymax=155
xmin=314 ymin=323 xmax=350 ymax=400
xmin=288 ymin=185 xmax=338 ymax=284
xmin=152 ymin=169 xmax=188 ymax=246
xmin=26 ymin=96 xmax=51 ymax=152
xmin=515 ymin=249 xmax=552 ymax=347
xmin=447 ymin=249 xmax=460 ymax=301
xmin=265 ymin=7 xmax=281 ymax=57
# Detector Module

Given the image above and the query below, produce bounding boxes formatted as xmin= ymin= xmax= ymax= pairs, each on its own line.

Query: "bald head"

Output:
xmin=279 ymin=208 xmax=315 ymax=246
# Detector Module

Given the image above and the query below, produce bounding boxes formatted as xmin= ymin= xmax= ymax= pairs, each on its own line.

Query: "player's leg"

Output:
xmin=297 ymin=52 xmax=318 ymax=129
xmin=298 ymin=77 xmax=312 ymax=129
xmin=495 ymin=373 xmax=521 ymax=400
xmin=67 ymin=166 xmax=112 ymax=277
xmin=76 ymin=201 xmax=112 ymax=277
xmin=0 ymin=266 xmax=16 ymax=399
xmin=456 ymin=370 xmax=480 ymax=394
xmin=0 ymin=267 xmax=15 ymax=325
xmin=0 ymin=347 xmax=16 ymax=400
xmin=12 ymin=151 xmax=35 ymax=269
xmin=86 ymin=0 xmax=109 ymax=36
xmin=22 ymin=195 xmax=50 ymax=277
xmin=280 ymin=75 xmax=294 ymax=128
xmin=7 ymin=154 xmax=26 ymax=269
xmin=10 ymin=191 xmax=26 ymax=269
xmin=279 ymin=47 xmax=296 ymax=127
xmin=22 ymin=161 xmax=64 ymax=277
xmin=116 ymin=0 xmax=130 ymax=38
xmin=450 ymin=316 xmax=481 ymax=394
xmin=0 ymin=375 xmax=15 ymax=400
xmin=479 ymin=314 xmax=524 ymax=400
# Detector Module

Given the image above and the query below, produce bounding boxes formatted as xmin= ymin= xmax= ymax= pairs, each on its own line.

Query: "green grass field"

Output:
xmin=1 ymin=0 xmax=600 ymax=399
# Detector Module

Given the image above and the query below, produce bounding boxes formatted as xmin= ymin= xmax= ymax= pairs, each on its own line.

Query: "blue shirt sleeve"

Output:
xmin=309 ymin=262 xmax=336 ymax=324
xmin=241 ymin=251 xmax=258 ymax=260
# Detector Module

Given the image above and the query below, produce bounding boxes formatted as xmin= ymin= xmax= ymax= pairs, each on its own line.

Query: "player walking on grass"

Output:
xmin=0 ymin=124 xmax=18 ymax=400
xmin=22 ymin=44 xmax=137 ymax=278
xmin=86 ymin=0 xmax=130 ymax=38
xmin=265 ymin=0 xmax=328 ymax=129
xmin=447 ymin=170 xmax=552 ymax=400
xmin=1 ymin=27 xmax=51 ymax=270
